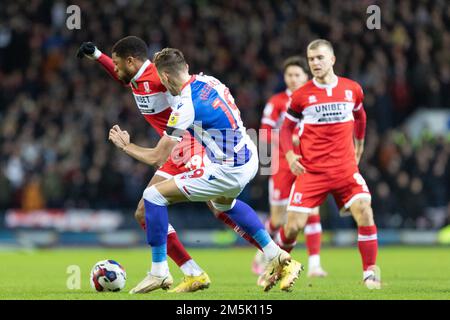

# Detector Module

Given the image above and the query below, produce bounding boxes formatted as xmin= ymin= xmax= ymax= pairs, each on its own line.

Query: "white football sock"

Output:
xmin=180 ymin=259 xmax=203 ymax=276
xmin=151 ymin=261 xmax=169 ymax=277
xmin=308 ymin=254 xmax=321 ymax=270
xmin=262 ymin=240 xmax=281 ymax=261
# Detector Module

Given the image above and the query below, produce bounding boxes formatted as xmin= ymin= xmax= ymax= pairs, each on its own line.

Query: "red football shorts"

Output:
xmin=287 ymin=166 xmax=371 ymax=214
xmin=156 ymin=133 xmax=209 ymax=179
xmin=269 ymin=157 xmax=296 ymax=206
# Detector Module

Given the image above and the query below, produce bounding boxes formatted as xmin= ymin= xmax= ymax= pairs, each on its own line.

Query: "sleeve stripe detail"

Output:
xmin=353 ymin=103 xmax=363 ymax=111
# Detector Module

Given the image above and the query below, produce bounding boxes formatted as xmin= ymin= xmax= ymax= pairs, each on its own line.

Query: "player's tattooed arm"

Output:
xmin=108 ymin=125 xmax=176 ymax=167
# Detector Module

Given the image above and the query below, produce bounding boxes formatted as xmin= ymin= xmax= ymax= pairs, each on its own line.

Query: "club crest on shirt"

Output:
xmin=309 ymin=95 xmax=317 ymax=104
xmin=344 ymin=90 xmax=353 ymax=101
xmin=143 ymin=81 xmax=151 ymax=93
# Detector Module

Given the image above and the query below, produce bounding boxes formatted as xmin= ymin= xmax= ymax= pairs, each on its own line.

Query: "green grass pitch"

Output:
xmin=0 ymin=246 xmax=449 ymax=300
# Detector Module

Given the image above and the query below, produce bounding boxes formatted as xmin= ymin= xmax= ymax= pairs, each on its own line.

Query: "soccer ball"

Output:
xmin=90 ymin=260 xmax=127 ymax=292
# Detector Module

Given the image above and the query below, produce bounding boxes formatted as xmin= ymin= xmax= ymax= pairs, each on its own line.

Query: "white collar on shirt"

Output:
xmin=131 ymin=59 xmax=151 ymax=82
xmin=312 ymin=75 xmax=338 ymax=89
xmin=313 ymin=75 xmax=338 ymax=96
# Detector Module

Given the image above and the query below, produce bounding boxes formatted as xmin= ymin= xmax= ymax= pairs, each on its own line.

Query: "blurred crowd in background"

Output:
xmin=0 ymin=0 xmax=449 ymax=229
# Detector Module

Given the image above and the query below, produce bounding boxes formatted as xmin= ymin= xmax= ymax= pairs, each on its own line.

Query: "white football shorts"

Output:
xmin=173 ymin=141 xmax=259 ymax=202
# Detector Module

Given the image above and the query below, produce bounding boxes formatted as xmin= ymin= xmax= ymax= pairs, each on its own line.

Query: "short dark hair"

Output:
xmin=283 ymin=55 xmax=309 ymax=75
xmin=112 ymin=36 xmax=148 ymax=61
xmin=153 ymin=48 xmax=187 ymax=75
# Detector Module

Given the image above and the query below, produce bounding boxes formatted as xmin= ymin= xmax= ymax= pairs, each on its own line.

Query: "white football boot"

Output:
xmin=364 ymin=265 xmax=381 ymax=290
xmin=129 ymin=272 xmax=173 ymax=294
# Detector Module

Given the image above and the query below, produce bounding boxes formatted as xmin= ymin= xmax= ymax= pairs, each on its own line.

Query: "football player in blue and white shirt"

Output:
xmin=109 ymin=48 xmax=303 ymax=293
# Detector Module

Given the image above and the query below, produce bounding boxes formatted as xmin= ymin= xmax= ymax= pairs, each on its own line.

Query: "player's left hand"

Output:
xmin=109 ymin=125 xmax=130 ymax=150
xmin=77 ymin=42 xmax=101 ymax=60
xmin=292 ymin=134 xmax=300 ymax=147
xmin=286 ymin=151 xmax=306 ymax=175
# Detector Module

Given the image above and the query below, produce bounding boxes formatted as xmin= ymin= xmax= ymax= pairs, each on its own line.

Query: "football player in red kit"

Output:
xmin=77 ymin=36 xmax=262 ymax=293
xmin=280 ymin=39 xmax=380 ymax=289
xmin=254 ymin=56 xmax=327 ymax=279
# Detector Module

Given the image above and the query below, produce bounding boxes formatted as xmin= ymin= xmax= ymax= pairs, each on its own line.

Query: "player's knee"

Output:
xmin=352 ymin=199 xmax=374 ymax=225
xmin=360 ymin=205 xmax=374 ymax=225
xmin=285 ymin=223 xmax=299 ymax=239
xmin=206 ymin=201 xmax=222 ymax=217
xmin=285 ymin=214 xmax=303 ymax=239
xmin=270 ymin=206 xmax=287 ymax=227
xmin=210 ymin=200 xmax=236 ymax=213
xmin=271 ymin=219 xmax=283 ymax=230
xmin=142 ymin=186 xmax=169 ymax=206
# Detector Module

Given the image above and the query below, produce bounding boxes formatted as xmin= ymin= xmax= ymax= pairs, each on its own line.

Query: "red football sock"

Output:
xmin=276 ymin=227 xmax=297 ymax=253
xmin=167 ymin=232 xmax=192 ymax=267
xmin=216 ymin=212 xmax=262 ymax=251
xmin=265 ymin=219 xmax=280 ymax=238
xmin=305 ymin=214 xmax=322 ymax=256
xmin=357 ymin=225 xmax=378 ymax=270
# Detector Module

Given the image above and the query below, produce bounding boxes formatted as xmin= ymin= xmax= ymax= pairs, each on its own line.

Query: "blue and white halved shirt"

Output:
xmin=165 ymin=74 xmax=252 ymax=166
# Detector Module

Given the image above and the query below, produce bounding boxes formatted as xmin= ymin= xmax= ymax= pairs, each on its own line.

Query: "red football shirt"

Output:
xmin=283 ymin=76 xmax=365 ymax=173
xmin=97 ymin=55 xmax=174 ymax=136
xmin=260 ymin=90 xmax=301 ymax=157
xmin=97 ymin=55 xmax=201 ymax=161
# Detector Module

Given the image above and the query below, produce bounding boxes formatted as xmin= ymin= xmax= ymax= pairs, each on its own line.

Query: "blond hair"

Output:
xmin=307 ymin=39 xmax=334 ymax=54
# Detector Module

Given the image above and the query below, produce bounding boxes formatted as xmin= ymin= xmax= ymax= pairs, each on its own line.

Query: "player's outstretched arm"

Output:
xmin=77 ymin=42 xmax=126 ymax=86
xmin=109 ymin=125 xmax=176 ymax=167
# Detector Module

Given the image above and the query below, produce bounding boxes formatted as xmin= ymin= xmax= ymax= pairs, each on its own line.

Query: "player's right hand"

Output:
xmin=77 ymin=42 xmax=101 ymax=60
xmin=109 ymin=125 xmax=130 ymax=150
xmin=286 ymin=151 xmax=306 ymax=175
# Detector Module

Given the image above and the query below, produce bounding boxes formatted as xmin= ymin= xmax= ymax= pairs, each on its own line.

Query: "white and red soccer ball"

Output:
xmin=90 ymin=260 xmax=127 ymax=292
